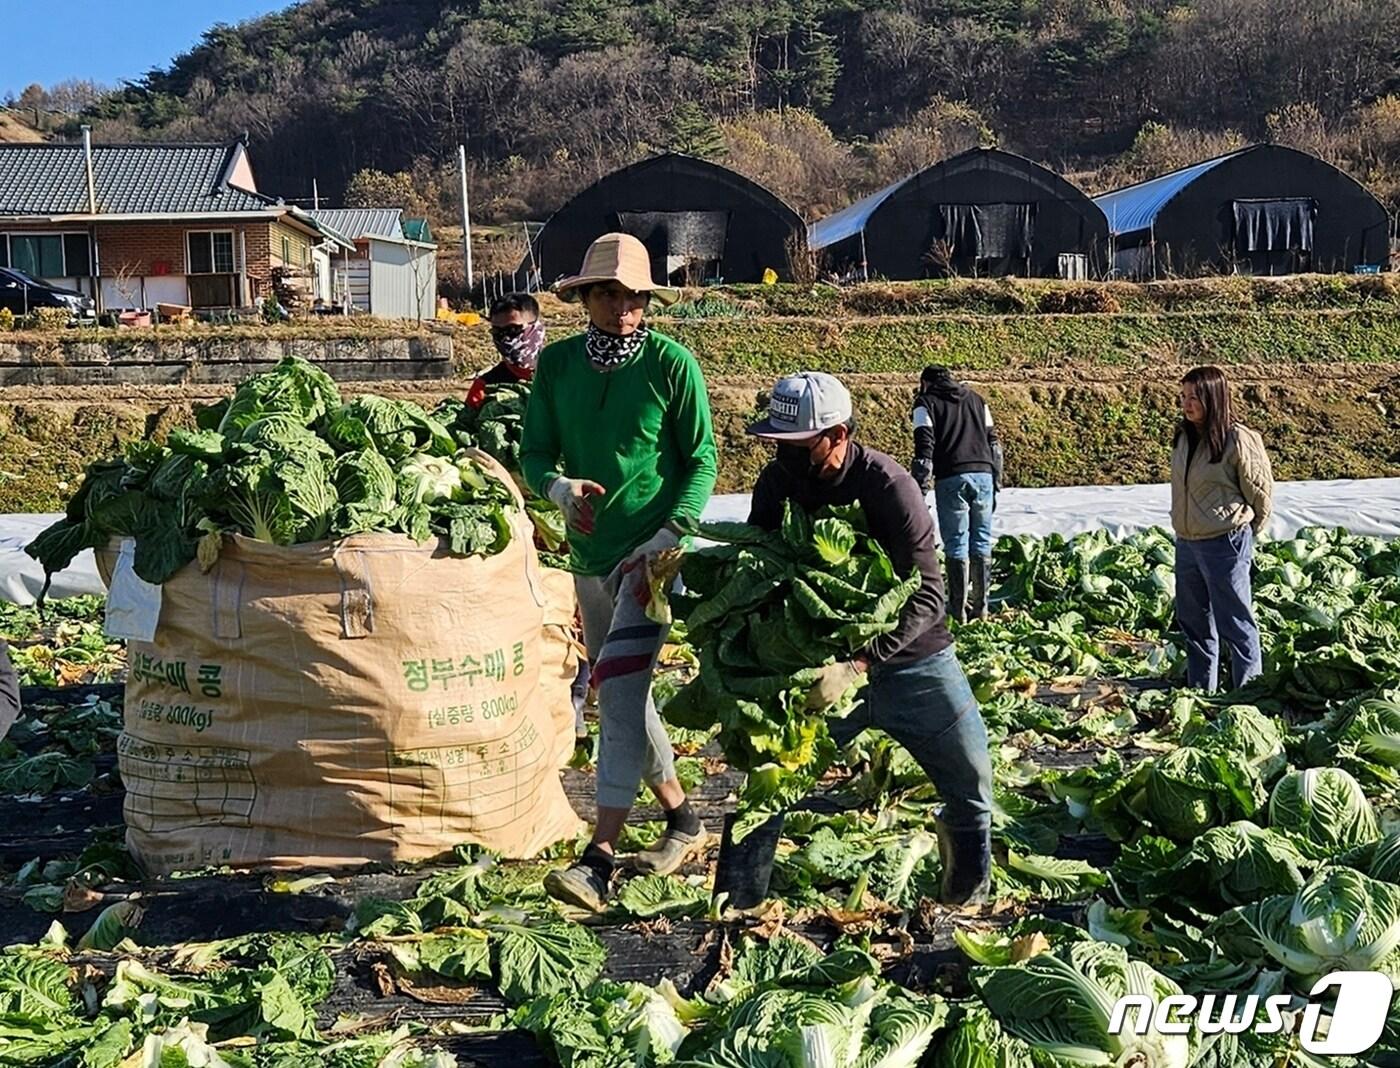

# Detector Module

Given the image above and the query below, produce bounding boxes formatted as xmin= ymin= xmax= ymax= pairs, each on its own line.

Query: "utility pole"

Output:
xmin=458 ymin=144 xmax=474 ymax=301
xmin=312 ymin=178 xmax=320 ymax=211
xmin=523 ymin=220 xmax=538 ymax=291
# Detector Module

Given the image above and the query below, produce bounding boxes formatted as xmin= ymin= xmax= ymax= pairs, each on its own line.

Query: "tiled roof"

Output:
xmin=0 ymin=140 xmax=276 ymax=216
xmin=309 ymin=207 xmax=404 ymax=240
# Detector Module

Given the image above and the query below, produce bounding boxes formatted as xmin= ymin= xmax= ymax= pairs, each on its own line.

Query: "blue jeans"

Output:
xmin=935 ymin=473 xmax=995 ymax=560
xmin=830 ymin=646 xmax=993 ymax=832
xmin=1175 ymin=527 xmax=1263 ymax=692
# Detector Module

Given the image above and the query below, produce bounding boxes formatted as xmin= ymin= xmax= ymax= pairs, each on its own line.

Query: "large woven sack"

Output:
xmin=538 ymin=566 xmax=584 ymax=769
xmin=98 ymin=450 xmax=581 ymax=874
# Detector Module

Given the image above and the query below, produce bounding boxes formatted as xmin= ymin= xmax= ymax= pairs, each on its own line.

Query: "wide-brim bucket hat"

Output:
xmin=553 ymin=232 xmax=681 ymax=306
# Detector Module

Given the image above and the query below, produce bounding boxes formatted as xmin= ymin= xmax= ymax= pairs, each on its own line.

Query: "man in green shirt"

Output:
xmin=521 ymin=232 xmax=719 ymax=910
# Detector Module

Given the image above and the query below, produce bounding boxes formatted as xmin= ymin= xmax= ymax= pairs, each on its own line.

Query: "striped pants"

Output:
xmin=575 ymin=565 xmax=677 ymax=809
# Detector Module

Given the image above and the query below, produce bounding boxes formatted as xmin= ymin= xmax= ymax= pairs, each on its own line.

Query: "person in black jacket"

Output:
xmin=910 ymin=365 xmax=1004 ymax=622
xmin=747 ymin=371 xmax=993 ymax=906
xmin=0 ymin=639 xmax=19 ymax=741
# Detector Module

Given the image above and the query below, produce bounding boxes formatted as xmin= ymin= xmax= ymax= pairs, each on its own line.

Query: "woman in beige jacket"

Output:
xmin=1171 ymin=366 xmax=1274 ymax=692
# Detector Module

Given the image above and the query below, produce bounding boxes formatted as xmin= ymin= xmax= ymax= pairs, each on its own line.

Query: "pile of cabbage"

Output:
xmin=434 ymin=381 xmax=569 ymax=560
xmin=26 ymin=357 xmax=517 ymax=586
xmin=663 ymin=503 xmax=920 ymax=839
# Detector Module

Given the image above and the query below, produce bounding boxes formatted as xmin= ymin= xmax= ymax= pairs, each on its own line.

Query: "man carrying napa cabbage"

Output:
xmin=521 ymin=233 xmax=718 ymax=911
xmin=746 ymin=371 xmax=994 ymax=905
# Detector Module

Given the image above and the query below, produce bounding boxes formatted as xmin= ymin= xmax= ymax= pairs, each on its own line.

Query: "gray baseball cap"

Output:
xmin=746 ymin=371 xmax=853 ymax=440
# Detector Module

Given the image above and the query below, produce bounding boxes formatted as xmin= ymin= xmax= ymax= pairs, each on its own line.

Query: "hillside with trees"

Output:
xmin=9 ymin=0 xmax=1400 ymax=270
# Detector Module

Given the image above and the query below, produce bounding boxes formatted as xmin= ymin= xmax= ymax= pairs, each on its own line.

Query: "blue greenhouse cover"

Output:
xmin=1094 ymin=150 xmax=1249 ymax=236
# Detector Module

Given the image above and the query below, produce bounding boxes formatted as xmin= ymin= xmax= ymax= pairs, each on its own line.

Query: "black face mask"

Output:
xmin=776 ymin=442 xmax=818 ymax=478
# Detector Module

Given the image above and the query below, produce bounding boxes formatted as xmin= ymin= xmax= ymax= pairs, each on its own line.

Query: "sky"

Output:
xmin=2 ymin=1 xmax=286 ymax=99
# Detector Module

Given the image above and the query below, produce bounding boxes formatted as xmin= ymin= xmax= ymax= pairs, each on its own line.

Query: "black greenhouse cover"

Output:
xmin=937 ymin=203 xmax=1036 ymax=258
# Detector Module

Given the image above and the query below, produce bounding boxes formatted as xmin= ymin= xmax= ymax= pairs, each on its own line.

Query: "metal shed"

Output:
xmin=527 ymin=153 xmax=805 ymax=286
xmin=309 ymin=207 xmax=437 ymax=319
xmin=1094 ymin=145 xmax=1392 ymax=278
xmin=808 ymin=148 xmax=1109 ymax=280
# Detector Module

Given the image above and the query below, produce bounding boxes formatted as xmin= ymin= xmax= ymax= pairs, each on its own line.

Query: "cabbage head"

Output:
xmin=1137 ymin=746 xmax=1263 ymax=841
xmin=1208 ymin=867 xmax=1400 ymax=987
xmin=331 ymin=449 xmax=397 ymax=533
xmin=931 ymin=1004 xmax=1038 ymax=1068
xmin=969 ymin=940 xmax=1192 ymax=1068
xmin=1148 ymin=821 xmax=1307 ymax=908
xmin=1267 ymin=767 xmax=1380 ymax=859
xmin=1180 ymin=705 xmax=1286 ymax=784
xmin=398 ymin=454 xmax=465 ymax=506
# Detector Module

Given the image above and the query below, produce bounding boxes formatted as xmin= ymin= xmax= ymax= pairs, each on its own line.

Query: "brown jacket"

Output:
xmin=1170 ymin=424 xmax=1274 ymax=541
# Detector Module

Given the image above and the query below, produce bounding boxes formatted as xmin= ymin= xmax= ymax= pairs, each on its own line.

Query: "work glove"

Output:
xmin=622 ymin=526 xmax=681 ymax=572
xmin=911 ymin=459 xmax=933 ymax=492
xmin=805 ymin=659 xmax=867 ymax=711
xmin=547 ymin=476 xmax=606 ymax=535
xmin=624 ymin=527 xmax=684 ymax=618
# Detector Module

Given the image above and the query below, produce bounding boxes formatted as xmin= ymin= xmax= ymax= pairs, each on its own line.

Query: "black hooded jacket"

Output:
xmin=913 ymin=378 xmax=1001 ymax=480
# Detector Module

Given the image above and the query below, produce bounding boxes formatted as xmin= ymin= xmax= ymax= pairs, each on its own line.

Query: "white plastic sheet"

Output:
xmin=4 ymin=477 xmax=1400 ymax=605
xmin=0 ymin=514 xmax=105 ymax=605
xmin=703 ymin=477 xmax=1400 ymax=543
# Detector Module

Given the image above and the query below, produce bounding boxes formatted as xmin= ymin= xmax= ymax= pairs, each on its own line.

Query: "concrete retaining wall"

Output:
xmin=0 ymin=330 xmax=454 ymax=386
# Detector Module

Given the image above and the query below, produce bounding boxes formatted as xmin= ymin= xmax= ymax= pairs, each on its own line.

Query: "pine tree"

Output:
xmin=666 ymin=101 xmax=727 ymax=159
xmin=797 ymin=23 xmax=840 ymax=111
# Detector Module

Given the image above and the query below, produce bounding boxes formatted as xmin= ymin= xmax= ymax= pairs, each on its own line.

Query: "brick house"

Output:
xmin=0 ymin=134 xmax=352 ymax=313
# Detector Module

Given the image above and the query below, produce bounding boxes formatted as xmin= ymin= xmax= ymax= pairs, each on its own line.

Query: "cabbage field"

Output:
xmin=5 ymin=509 xmax=1400 ymax=1063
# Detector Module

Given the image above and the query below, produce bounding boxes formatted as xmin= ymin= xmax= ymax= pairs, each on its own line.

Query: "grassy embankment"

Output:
xmin=4 ymin=277 xmax=1398 ymax=511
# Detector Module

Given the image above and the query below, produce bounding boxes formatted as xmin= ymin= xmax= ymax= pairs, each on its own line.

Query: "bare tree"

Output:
xmin=111 ymin=261 xmax=142 ymax=311
xmin=719 ymin=108 xmax=856 ymax=218
xmin=408 ymin=249 xmax=435 ymax=322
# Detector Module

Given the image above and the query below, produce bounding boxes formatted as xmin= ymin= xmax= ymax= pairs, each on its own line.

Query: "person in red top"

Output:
xmin=469 ymin=291 xmax=592 ymax=737
xmin=466 ymin=292 xmax=546 ymax=409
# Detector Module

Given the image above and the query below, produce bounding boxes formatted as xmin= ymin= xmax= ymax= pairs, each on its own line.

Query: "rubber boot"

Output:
xmin=969 ymin=556 xmax=992 ymax=620
xmin=936 ymin=818 xmax=991 ymax=906
xmin=945 ymin=557 xmax=969 ymax=625
xmin=712 ymin=812 xmax=785 ymax=910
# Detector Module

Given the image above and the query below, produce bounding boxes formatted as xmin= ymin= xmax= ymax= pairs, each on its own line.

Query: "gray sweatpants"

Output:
xmin=575 ymin=565 xmax=677 ymax=809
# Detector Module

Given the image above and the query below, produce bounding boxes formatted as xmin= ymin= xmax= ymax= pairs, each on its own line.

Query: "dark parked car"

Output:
xmin=0 ymin=266 xmax=95 ymax=317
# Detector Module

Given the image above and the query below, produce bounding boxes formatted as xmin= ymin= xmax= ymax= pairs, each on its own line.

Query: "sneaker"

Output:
xmin=544 ymin=861 xmax=611 ymax=912
xmin=632 ymin=827 xmax=714 ymax=877
xmin=935 ymin=818 xmax=991 ymax=907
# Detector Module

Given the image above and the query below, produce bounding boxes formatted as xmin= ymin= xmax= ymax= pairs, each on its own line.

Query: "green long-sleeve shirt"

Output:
xmin=520 ymin=329 xmax=718 ymax=577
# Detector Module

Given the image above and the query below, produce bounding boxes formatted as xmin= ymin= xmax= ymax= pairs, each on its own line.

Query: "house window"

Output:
xmin=187 ymin=230 xmax=235 ymax=274
xmin=63 ymin=234 xmax=92 ymax=276
xmin=281 ymin=235 xmax=291 ymax=264
xmin=1 ymin=232 xmax=92 ymax=278
xmin=186 ymin=230 xmax=237 ymax=308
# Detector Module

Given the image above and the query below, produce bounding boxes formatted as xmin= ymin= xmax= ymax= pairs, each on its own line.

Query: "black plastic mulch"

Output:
xmin=3 ymin=680 xmax=1152 ymax=1065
